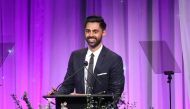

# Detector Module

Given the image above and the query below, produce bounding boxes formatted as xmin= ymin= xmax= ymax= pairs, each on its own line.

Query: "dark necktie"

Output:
xmin=86 ymin=53 xmax=94 ymax=94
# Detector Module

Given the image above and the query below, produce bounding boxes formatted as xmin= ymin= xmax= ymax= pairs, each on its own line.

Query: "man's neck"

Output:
xmin=88 ymin=43 xmax=102 ymax=52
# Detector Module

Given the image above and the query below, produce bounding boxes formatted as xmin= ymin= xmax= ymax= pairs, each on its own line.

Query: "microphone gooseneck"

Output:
xmin=53 ymin=61 xmax=88 ymax=93
xmin=84 ymin=61 xmax=101 ymax=85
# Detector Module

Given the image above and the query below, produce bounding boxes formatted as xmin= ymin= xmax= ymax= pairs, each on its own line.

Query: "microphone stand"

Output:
xmin=84 ymin=66 xmax=101 ymax=88
xmin=164 ymin=71 xmax=174 ymax=109
xmin=84 ymin=64 xmax=104 ymax=109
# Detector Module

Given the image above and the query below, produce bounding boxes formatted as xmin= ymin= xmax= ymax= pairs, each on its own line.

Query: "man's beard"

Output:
xmin=85 ymin=36 xmax=102 ymax=48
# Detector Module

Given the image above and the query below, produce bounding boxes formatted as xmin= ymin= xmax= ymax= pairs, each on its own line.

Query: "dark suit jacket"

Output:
xmin=58 ymin=46 xmax=124 ymax=98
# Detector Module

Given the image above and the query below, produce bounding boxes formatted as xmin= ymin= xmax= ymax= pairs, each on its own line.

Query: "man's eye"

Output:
xmin=93 ymin=30 xmax=98 ymax=33
xmin=85 ymin=30 xmax=90 ymax=33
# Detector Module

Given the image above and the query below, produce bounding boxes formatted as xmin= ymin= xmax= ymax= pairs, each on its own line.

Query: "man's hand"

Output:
xmin=47 ymin=87 xmax=57 ymax=95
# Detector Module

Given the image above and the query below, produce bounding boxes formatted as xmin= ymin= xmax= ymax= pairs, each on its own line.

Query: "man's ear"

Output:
xmin=102 ymin=30 xmax=106 ymax=36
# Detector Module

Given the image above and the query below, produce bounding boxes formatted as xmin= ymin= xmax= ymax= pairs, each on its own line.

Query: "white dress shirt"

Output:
xmin=84 ymin=44 xmax=103 ymax=93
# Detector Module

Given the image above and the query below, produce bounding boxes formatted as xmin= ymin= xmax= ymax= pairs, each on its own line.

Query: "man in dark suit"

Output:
xmin=57 ymin=15 xmax=125 ymax=106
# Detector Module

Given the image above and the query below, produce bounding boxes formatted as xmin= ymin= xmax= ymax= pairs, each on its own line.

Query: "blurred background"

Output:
xmin=0 ymin=0 xmax=190 ymax=108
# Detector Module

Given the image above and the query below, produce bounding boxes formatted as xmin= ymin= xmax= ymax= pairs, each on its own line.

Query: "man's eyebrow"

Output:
xmin=85 ymin=29 xmax=98 ymax=31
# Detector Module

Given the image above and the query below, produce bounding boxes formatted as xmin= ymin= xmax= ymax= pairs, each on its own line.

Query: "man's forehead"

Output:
xmin=85 ymin=22 xmax=100 ymax=28
xmin=85 ymin=28 xmax=99 ymax=31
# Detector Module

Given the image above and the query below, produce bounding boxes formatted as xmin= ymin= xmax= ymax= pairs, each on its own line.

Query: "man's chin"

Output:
xmin=89 ymin=45 xmax=96 ymax=48
xmin=87 ymin=41 xmax=101 ymax=49
xmin=88 ymin=42 xmax=96 ymax=48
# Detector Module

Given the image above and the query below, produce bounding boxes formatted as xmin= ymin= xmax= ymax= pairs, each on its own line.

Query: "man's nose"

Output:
xmin=89 ymin=31 xmax=94 ymax=36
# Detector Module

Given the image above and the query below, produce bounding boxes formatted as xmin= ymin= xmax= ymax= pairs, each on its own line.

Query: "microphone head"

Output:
xmin=84 ymin=61 xmax=88 ymax=66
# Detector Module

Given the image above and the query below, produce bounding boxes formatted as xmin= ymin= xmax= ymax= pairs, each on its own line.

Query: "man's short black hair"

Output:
xmin=84 ymin=15 xmax=106 ymax=30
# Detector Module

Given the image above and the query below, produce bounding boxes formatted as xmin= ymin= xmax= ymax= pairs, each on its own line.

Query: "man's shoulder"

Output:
xmin=104 ymin=46 xmax=121 ymax=59
xmin=71 ymin=48 xmax=87 ymax=55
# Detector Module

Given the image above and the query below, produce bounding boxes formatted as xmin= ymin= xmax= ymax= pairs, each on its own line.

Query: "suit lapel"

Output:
xmin=93 ymin=46 xmax=107 ymax=82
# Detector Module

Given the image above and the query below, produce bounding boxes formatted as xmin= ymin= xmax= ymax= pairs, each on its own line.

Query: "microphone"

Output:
xmin=51 ymin=61 xmax=88 ymax=94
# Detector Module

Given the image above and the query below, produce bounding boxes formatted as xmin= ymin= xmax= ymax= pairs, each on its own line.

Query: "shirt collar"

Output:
xmin=86 ymin=44 xmax=103 ymax=57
